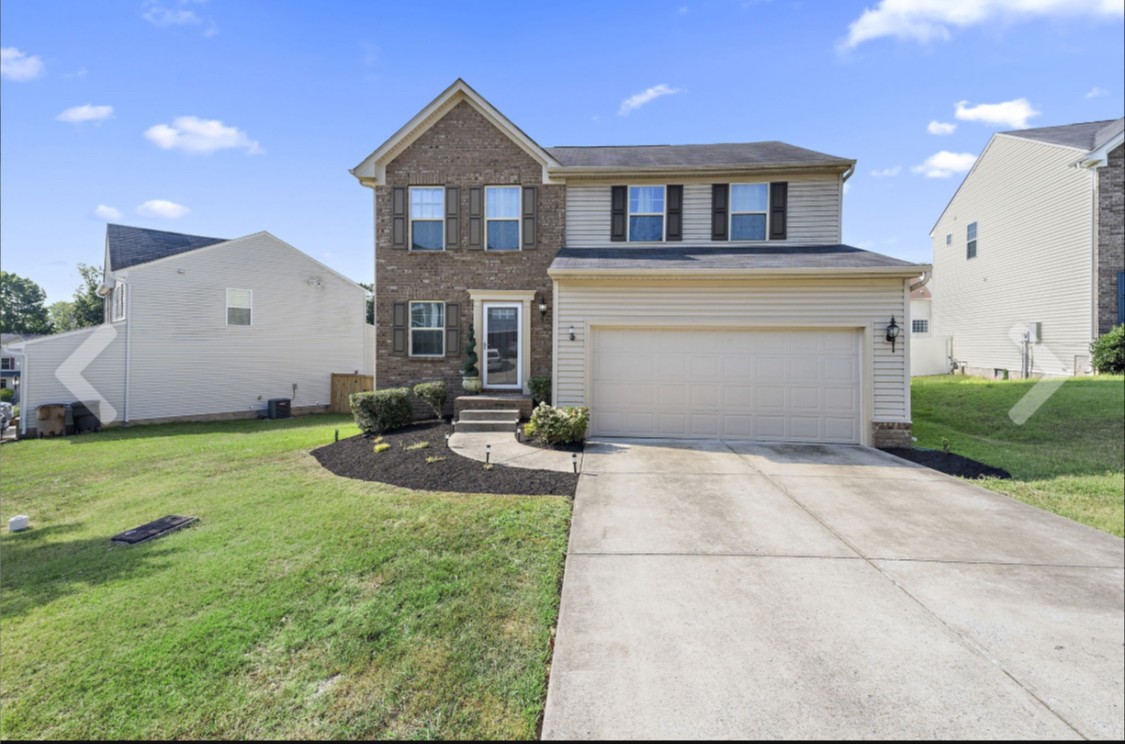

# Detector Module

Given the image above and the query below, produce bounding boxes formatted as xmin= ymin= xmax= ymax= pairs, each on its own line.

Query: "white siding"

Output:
xmin=931 ymin=135 xmax=1095 ymax=376
xmin=555 ymin=277 xmax=910 ymax=439
xmin=19 ymin=326 xmax=126 ymax=429
xmin=565 ymin=175 xmax=841 ymax=247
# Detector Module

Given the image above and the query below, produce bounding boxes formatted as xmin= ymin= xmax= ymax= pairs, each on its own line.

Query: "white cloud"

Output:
xmin=137 ymin=199 xmax=190 ymax=219
xmin=842 ymin=0 xmax=1123 ymax=49
xmin=954 ymin=98 xmax=1040 ymax=129
xmin=1086 ymin=86 xmax=1107 ymax=98
xmin=927 ymin=120 xmax=956 ymax=135
xmin=144 ymin=116 xmax=263 ymax=155
xmin=871 ymin=165 xmax=902 ymax=177
xmin=912 ymin=151 xmax=977 ymax=178
xmin=94 ymin=205 xmax=122 ymax=221
xmin=618 ymin=84 xmax=682 ymax=117
xmin=1 ymin=47 xmax=45 ymax=81
xmin=143 ymin=1 xmax=217 ymax=36
xmin=57 ymin=104 xmax=114 ymax=124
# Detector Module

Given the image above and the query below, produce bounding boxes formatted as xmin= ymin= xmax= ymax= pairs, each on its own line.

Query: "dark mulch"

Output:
xmin=312 ymin=421 xmax=578 ymax=496
xmin=881 ymin=447 xmax=1012 ymax=480
xmin=519 ymin=431 xmax=585 ymax=453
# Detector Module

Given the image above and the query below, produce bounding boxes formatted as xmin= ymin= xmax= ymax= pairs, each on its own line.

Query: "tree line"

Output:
xmin=0 ymin=265 xmax=104 ymax=336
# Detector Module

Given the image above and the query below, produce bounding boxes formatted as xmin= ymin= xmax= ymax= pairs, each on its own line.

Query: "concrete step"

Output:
xmin=459 ymin=409 xmax=521 ymax=422
xmin=454 ymin=419 xmax=520 ymax=433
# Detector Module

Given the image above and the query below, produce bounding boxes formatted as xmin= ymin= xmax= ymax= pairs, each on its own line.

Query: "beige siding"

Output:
xmin=20 ymin=326 xmax=126 ymax=429
xmin=554 ymin=277 xmax=910 ymax=435
xmin=565 ymin=175 xmax=841 ymax=247
xmin=931 ymin=135 xmax=1095 ymax=375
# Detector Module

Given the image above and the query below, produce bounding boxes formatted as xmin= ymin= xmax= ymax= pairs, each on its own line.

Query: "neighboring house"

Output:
xmin=351 ymin=80 xmax=928 ymax=447
xmin=909 ymin=282 xmax=951 ymax=376
xmin=11 ymin=225 xmax=373 ymax=436
xmin=930 ymin=117 xmax=1124 ymax=378
xmin=1 ymin=333 xmax=41 ymax=399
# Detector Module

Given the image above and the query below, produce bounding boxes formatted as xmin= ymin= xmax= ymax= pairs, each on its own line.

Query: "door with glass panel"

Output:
xmin=483 ymin=303 xmax=521 ymax=389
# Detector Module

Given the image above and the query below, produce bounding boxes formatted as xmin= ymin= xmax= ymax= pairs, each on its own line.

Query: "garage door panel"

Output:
xmin=789 ymin=387 xmax=821 ymax=410
xmin=723 ymin=385 xmax=754 ymax=407
xmin=756 ymin=357 xmax=787 ymax=381
xmin=825 ymin=417 xmax=859 ymax=441
xmin=790 ymin=417 xmax=822 ymax=440
xmin=789 ymin=357 xmax=821 ymax=381
xmin=756 ymin=385 xmax=786 ymax=409
xmin=723 ymin=415 xmax=753 ymax=437
xmin=689 ymin=414 xmax=720 ymax=437
xmin=756 ymin=416 xmax=788 ymax=439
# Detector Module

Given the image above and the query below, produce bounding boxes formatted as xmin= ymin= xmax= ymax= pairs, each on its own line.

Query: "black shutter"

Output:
xmin=468 ymin=187 xmax=483 ymax=249
xmin=445 ymin=186 xmax=460 ymax=248
xmin=445 ymin=303 xmax=460 ymax=356
xmin=391 ymin=187 xmax=407 ymax=249
xmin=522 ymin=186 xmax=538 ymax=249
xmin=711 ymin=184 xmax=729 ymax=241
xmin=769 ymin=182 xmax=788 ymax=241
xmin=666 ymin=185 xmax=683 ymax=241
xmin=392 ymin=302 xmax=407 ymax=355
xmin=610 ymin=185 xmax=627 ymax=242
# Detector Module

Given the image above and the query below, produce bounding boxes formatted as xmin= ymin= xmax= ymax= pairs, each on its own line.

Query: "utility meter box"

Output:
xmin=1027 ymin=322 xmax=1042 ymax=344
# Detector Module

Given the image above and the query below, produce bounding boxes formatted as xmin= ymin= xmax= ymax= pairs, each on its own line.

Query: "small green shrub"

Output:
xmin=405 ymin=441 xmax=430 ymax=451
xmin=412 ymin=380 xmax=448 ymax=420
xmin=522 ymin=421 xmax=537 ymax=439
xmin=1091 ymin=324 xmax=1125 ymax=374
xmin=425 ymin=456 xmax=446 ymax=464
xmin=528 ymin=376 xmax=551 ymax=406
xmin=528 ymin=403 xmax=589 ymax=445
xmin=350 ymin=388 xmax=413 ymax=434
xmin=373 ymin=442 xmax=391 ymax=453
xmin=0 ymin=387 xmax=12 ymax=402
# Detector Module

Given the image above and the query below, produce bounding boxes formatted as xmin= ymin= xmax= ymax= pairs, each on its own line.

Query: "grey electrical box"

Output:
xmin=1027 ymin=322 xmax=1042 ymax=343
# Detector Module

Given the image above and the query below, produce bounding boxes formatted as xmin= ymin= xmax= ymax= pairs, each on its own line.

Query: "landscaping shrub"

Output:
xmin=1090 ymin=324 xmax=1125 ymax=374
xmin=528 ymin=403 xmax=589 ymax=444
xmin=0 ymin=387 xmax=12 ymax=402
xmin=528 ymin=376 xmax=551 ymax=406
xmin=412 ymin=380 xmax=448 ymax=419
xmin=350 ymin=388 xmax=413 ymax=434
xmin=462 ymin=323 xmax=480 ymax=377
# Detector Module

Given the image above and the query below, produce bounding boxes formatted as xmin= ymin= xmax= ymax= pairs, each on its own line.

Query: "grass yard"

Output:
xmin=0 ymin=415 xmax=572 ymax=739
xmin=911 ymin=375 xmax=1125 ymax=537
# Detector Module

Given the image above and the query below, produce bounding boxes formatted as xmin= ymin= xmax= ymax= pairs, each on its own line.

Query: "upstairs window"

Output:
xmin=628 ymin=186 xmax=664 ymax=242
xmin=111 ymin=283 xmax=127 ymax=322
xmin=409 ymin=301 xmax=444 ymax=357
xmin=486 ymin=186 xmax=520 ymax=251
xmin=730 ymin=184 xmax=769 ymax=241
xmin=945 ymin=233 xmax=952 ymax=246
xmin=226 ymin=288 xmax=252 ymax=326
xmin=966 ymin=222 xmax=978 ymax=259
xmin=410 ymin=187 xmax=444 ymax=251
xmin=0 ymin=358 xmax=14 ymax=371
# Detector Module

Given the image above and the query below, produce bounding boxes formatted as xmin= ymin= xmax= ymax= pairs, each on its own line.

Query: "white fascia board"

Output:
xmin=548 ymin=264 xmax=932 ymax=281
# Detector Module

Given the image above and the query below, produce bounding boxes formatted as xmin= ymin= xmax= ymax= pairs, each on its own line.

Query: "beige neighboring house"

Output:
xmin=10 ymin=225 xmax=374 ymax=436
xmin=930 ymin=117 xmax=1124 ymax=378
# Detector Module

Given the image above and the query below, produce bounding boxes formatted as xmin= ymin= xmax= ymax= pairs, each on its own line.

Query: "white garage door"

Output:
xmin=591 ymin=328 xmax=862 ymax=443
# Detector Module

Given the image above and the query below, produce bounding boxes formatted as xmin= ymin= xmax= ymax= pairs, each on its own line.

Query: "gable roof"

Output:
xmin=546 ymin=142 xmax=852 ymax=170
xmin=1000 ymin=118 xmax=1121 ymax=151
xmin=107 ymin=224 xmax=228 ymax=272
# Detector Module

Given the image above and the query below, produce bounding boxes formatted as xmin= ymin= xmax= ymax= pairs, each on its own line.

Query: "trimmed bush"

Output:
xmin=528 ymin=376 xmax=551 ymax=406
xmin=528 ymin=403 xmax=589 ymax=445
xmin=350 ymin=388 xmax=413 ymax=434
xmin=462 ymin=323 xmax=480 ymax=378
xmin=412 ymin=380 xmax=448 ymax=420
xmin=0 ymin=387 xmax=12 ymax=403
xmin=1091 ymin=324 xmax=1125 ymax=374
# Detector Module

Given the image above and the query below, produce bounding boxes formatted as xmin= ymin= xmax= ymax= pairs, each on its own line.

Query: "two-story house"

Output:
xmin=352 ymin=80 xmax=928 ymax=447
xmin=930 ymin=117 xmax=1124 ymax=378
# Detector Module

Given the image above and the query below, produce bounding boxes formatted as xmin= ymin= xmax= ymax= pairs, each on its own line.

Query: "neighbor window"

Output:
xmin=111 ymin=283 xmax=127 ymax=322
xmin=226 ymin=288 xmax=252 ymax=326
xmin=409 ymin=301 xmax=444 ymax=357
xmin=486 ymin=186 xmax=520 ymax=251
xmin=730 ymin=183 xmax=769 ymax=241
xmin=410 ymin=187 xmax=444 ymax=251
xmin=0 ymin=358 xmax=14 ymax=371
xmin=628 ymin=186 xmax=664 ymax=241
xmin=945 ymin=233 xmax=952 ymax=246
xmin=967 ymin=222 xmax=978 ymax=259
xmin=912 ymin=319 xmax=929 ymax=334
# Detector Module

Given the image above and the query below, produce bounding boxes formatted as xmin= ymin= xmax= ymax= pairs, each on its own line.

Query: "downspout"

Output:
xmin=124 ymin=284 xmax=132 ymax=424
xmin=839 ymin=164 xmax=855 ymax=244
xmin=371 ymin=185 xmax=378 ymax=380
xmin=909 ymin=270 xmax=931 ymax=294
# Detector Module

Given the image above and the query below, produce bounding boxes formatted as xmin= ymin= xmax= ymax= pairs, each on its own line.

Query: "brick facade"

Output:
xmin=1096 ymin=144 xmax=1124 ymax=335
xmin=872 ymin=421 xmax=913 ymax=449
xmin=374 ymin=101 xmax=564 ymax=399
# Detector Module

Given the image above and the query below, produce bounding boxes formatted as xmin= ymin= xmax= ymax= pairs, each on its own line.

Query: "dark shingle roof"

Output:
xmin=545 ymin=142 xmax=852 ymax=169
xmin=1002 ymin=118 xmax=1123 ymax=151
xmin=550 ymin=245 xmax=922 ymax=273
xmin=107 ymin=224 xmax=228 ymax=271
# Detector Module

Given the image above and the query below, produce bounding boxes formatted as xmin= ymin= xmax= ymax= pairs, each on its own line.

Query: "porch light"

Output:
xmin=538 ymin=298 xmax=548 ymax=319
xmin=569 ymin=325 xmax=576 ymax=341
xmin=885 ymin=316 xmax=900 ymax=353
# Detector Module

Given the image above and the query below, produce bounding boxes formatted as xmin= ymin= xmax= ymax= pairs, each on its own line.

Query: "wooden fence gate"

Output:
xmin=330 ymin=373 xmax=374 ymax=413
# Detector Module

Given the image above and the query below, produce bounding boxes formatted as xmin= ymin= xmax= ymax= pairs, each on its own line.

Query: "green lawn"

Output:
xmin=0 ymin=415 xmax=571 ymax=739
xmin=911 ymin=375 xmax=1125 ymax=537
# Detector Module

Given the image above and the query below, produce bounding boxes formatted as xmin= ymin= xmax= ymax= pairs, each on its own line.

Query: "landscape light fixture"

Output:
xmin=886 ymin=316 xmax=900 ymax=353
xmin=572 ymin=452 xmax=578 ymax=474
xmin=486 ymin=443 xmax=491 ymax=464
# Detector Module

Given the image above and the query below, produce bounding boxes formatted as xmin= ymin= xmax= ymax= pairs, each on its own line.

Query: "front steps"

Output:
xmin=454 ymin=408 xmax=521 ymax=434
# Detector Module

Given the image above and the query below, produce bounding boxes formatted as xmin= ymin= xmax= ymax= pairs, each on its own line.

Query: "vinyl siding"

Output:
xmin=19 ymin=326 xmax=127 ymax=428
xmin=931 ymin=134 xmax=1095 ymax=375
xmin=554 ymin=277 xmax=910 ymax=435
xmin=565 ymin=175 xmax=841 ymax=247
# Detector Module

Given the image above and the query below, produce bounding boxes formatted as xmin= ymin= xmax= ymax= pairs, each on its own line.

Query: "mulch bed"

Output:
xmin=880 ymin=447 xmax=1012 ymax=480
xmin=312 ymin=421 xmax=578 ymax=496
xmin=518 ymin=431 xmax=585 ymax=453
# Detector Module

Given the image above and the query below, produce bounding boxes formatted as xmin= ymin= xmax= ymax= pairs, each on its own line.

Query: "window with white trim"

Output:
xmin=730 ymin=183 xmax=769 ymax=240
xmin=111 ymin=283 xmax=127 ymax=322
xmin=226 ymin=288 xmax=252 ymax=326
xmin=945 ymin=233 xmax=952 ymax=246
xmin=1 ymin=358 xmax=14 ymax=371
xmin=486 ymin=186 xmax=521 ymax=251
xmin=912 ymin=319 xmax=929 ymax=334
xmin=628 ymin=186 xmax=664 ymax=242
xmin=966 ymin=222 xmax=978 ymax=259
xmin=410 ymin=187 xmax=444 ymax=251
xmin=409 ymin=301 xmax=444 ymax=357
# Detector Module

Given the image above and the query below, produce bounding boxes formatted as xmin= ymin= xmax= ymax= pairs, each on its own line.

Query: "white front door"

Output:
xmin=483 ymin=303 xmax=522 ymax=389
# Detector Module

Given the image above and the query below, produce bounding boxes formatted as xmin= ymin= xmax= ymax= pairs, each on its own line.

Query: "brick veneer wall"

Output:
xmin=373 ymin=100 xmax=564 ymax=400
xmin=1096 ymin=144 xmax=1124 ymax=335
xmin=872 ymin=421 xmax=913 ymax=449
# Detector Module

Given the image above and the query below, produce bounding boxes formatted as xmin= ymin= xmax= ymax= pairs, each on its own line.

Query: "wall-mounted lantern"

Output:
xmin=885 ymin=316 xmax=900 ymax=353
xmin=569 ymin=325 xmax=576 ymax=341
xmin=537 ymin=294 xmax=548 ymax=320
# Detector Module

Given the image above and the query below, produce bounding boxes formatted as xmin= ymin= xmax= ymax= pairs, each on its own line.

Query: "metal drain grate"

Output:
xmin=111 ymin=515 xmax=198 ymax=545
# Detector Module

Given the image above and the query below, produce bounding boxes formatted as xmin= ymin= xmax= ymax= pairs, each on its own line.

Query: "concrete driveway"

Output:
xmin=542 ymin=439 xmax=1124 ymax=740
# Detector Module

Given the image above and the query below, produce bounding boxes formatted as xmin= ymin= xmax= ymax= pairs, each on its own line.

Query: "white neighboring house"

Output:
xmin=909 ymin=282 xmax=950 ymax=376
xmin=930 ymin=118 xmax=1124 ymax=378
xmin=8 ymin=225 xmax=374 ymax=436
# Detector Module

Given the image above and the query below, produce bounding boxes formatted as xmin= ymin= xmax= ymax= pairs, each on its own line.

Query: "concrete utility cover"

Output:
xmin=542 ymin=439 xmax=1124 ymax=740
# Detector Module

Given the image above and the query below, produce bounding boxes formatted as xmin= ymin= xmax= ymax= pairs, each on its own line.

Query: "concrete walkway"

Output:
xmin=448 ymin=431 xmax=582 ymax=473
xmin=542 ymin=438 xmax=1125 ymax=740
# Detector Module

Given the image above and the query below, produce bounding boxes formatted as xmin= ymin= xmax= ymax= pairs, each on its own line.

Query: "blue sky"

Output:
xmin=2 ymin=0 xmax=1122 ymax=303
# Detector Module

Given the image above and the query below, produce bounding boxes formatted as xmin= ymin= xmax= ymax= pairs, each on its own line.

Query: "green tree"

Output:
xmin=0 ymin=270 xmax=52 ymax=334
xmin=359 ymin=282 xmax=374 ymax=325
xmin=71 ymin=263 xmax=104 ymax=328
xmin=48 ymin=300 xmax=80 ymax=333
